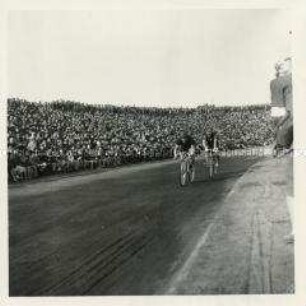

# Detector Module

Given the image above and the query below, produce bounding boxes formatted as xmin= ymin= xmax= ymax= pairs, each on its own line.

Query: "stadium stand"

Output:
xmin=7 ymin=98 xmax=274 ymax=182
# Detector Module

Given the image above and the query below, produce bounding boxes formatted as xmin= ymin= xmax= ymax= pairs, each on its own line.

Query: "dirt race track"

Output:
xmin=9 ymin=155 xmax=294 ymax=296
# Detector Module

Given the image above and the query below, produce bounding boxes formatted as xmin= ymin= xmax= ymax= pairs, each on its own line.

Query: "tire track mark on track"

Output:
xmin=33 ymin=211 xmax=158 ymax=295
xmin=84 ymin=233 xmax=156 ymax=294
xmin=32 ymin=231 xmax=136 ymax=295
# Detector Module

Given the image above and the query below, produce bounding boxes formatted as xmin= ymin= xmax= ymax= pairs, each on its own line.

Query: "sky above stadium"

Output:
xmin=8 ymin=9 xmax=291 ymax=107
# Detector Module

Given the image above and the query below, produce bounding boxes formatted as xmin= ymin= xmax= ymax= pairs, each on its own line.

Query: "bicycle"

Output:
xmin=203 ymin=149 xmax=219 ymax=179
xmin=178 ymin=151 xmax=195 ymax=186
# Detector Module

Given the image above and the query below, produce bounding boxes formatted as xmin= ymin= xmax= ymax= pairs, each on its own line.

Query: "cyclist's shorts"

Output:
xmin=203 ymin=151 xmax=219 ymax=164
xmin=179 ymin=150 xmax=195 ymax=162
xmin=180 ymin=148 xmax=194 ymax=155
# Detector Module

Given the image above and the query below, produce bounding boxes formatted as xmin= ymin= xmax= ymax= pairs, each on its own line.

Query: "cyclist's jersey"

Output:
xmin=203 ymin=131 xmax=219 ymax=149
xmin=176 ymin=135 xmax=196 ymax=152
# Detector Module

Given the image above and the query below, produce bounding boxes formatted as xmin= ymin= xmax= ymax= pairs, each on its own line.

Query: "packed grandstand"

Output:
xmin=7 ymin=98 xmax=274 ymax=182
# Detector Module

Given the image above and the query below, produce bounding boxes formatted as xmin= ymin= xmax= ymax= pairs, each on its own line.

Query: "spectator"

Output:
xmin=270 ymin=57 xmax=294 ymax=243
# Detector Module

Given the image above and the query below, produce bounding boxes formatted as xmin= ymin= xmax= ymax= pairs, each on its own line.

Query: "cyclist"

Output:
xmin=174 ymin=132 xmax=197 ymax=185
xmin=202 ymin=127 xmax=220 ymax=175
xmin=202 ymin=127 xmax=218 ymax=151
xmin=173 ymin=132 xmax=196 ymax=160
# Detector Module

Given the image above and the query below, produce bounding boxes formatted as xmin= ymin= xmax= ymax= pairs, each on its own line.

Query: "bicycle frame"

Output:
xmin=203 ymin=149 xmax=219 ymax=179
xmin=179 ymin=152 xmax=195 ymax=186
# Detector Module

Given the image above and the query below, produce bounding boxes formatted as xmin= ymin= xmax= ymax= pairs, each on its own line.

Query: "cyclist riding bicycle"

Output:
xmin=202 ymin=127 xmax=220 ymax=175
xmin=174 ymin=132 xmax=196 ymax=186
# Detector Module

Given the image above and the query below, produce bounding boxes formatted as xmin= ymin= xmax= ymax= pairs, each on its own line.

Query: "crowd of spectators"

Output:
xmin=7 ymin=98 xmax=274 ymax=182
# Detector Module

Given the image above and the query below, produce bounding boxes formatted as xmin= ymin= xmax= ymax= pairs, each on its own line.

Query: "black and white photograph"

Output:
xmin=5 ymin=8 xmax=296 ymax=297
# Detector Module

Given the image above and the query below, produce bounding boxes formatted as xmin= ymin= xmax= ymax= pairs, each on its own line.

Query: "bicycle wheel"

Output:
xmin=180 ymin=159 xmax=189 ymax=186
xmin=209 ymin=164 xmax=214 ymax=179
xmin=208 ymin=154 xmax=214 ymax=179
xmin=214 ymin=157 xmax=219 ymax=175
xmin=190 ymin=161 xmax=195 ymax=183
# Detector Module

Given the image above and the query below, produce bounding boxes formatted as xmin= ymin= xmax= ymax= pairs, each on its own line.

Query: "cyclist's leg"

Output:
xmin=188 ymin=151 xmax=196 ymax=182
xmin=209 ymin=165 xmax=213 ymax=178
xmin=214 ymin=153 xmax=219 ymax=174
xmin=180 ymin=153 xmax=188 ymax=186
xmin=208 ymin=151 xmax=213 ymax=178
xmin=188 ymin=148 xmax=195 ymax=167
xmin=203 ymin=150 xmax=211 ymax=179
